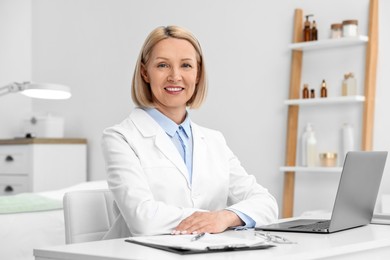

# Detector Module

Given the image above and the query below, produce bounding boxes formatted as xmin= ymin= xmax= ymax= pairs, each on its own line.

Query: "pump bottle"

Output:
xmin=301 ymin=123 xmax=313 ymax=166
xmin=311 ymin=20 xmax=318 ymax=40
xmin=306 ymin=126 xmax=318 ymax=167
xmin=303 ymin=15 xmax=313 ymax=41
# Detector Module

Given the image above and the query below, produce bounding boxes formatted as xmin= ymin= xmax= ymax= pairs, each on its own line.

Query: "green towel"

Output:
xmin=0 ymin=193 xmax=63 ymax=214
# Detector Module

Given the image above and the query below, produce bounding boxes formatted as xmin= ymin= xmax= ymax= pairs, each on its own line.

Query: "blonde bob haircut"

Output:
xmin=131 ymin=25 xmax=207 ymax=109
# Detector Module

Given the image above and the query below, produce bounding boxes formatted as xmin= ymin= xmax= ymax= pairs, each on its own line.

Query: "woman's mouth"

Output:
xmin=164 ymin=87 xmax=184 ymax=93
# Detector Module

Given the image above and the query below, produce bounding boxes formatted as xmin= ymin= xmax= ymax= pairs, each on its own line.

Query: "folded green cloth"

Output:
xmin=0 ymin=193 xmax=62 ymax=214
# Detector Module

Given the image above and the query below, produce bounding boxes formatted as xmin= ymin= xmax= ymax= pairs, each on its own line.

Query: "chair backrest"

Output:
xmin=63 ymin=189 xmax=115 ymax=244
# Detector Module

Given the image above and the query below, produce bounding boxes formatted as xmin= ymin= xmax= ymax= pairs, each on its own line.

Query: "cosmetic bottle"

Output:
xmin=306 ymin=126 xmax=318 ymax=167
xmin=301 ymin=123 xmax=313 ymax=166
xmin=302 ymin=84 xmax=309 ymax=99
xmin=320 ymin=79 xmax=327 ymax=98
xmin=342 ymin=73 xmax=357 ymax=96
xmin=341 ymin=123 xmax=354 ymax=165
xmin=311 ymin=20 xmax=318 ymax=41
xmin=303 ymin=15 xmax=313 ymax=42
xmin=310 ymin=89 xmax=315 ymax=98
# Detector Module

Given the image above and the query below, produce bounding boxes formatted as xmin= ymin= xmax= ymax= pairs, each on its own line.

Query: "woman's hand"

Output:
xmin=172 ymin=210 xmax=244 ymax=235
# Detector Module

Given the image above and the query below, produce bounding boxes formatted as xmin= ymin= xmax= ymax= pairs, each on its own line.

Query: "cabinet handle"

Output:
xmin=4 ymin=185 xmax=14 ymax=193
xmin=5 ymin=155 xmax=14 ymax=162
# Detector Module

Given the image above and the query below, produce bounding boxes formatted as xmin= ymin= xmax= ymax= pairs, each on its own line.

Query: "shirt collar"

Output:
xmin=144 ymin=108 xmax=191 ymax=138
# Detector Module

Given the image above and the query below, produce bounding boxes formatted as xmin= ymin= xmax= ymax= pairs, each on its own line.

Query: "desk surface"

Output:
xmin=34 ymin=224 xmax=390 ymax=260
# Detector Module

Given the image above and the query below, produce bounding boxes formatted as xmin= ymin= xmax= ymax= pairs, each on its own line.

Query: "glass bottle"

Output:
xmin=320 ymin=79 xmax=327 ymax=98
xmin=311 ymin=20 xmax=318 ymax=41
xmin=310 ymin=89 xmax=315 ymax=98
xmin=303 ymin=15 xmax=313 ymax=42
xmin=302 ymin=84 xmax=309 ymax=99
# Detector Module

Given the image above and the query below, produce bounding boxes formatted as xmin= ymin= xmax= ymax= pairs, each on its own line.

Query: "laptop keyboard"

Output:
xmin=290 ymin=220 xmax=331 ymax=231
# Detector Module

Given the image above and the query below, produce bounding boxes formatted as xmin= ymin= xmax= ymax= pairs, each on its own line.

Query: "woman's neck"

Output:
xmin=155 ymin=107 xmax=187 ymax=125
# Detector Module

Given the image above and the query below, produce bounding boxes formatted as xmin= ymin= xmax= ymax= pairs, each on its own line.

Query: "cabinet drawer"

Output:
xmin=0 ymin=146 xmax=30 ymax=174
xmin=0 ymin=176 xmax=29 ymax=195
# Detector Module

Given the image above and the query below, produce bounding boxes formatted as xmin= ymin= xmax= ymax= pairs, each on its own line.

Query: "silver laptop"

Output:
xmin=257 ymin=151 xmax=387 ymax=233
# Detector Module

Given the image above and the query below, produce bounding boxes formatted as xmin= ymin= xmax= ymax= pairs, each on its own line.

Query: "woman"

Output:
xmin=102 ymin=25 xmax=278 ymax=237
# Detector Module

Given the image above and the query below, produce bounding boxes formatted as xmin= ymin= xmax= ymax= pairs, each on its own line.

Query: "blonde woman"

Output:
xmin=102 ymin=25 xmax=278 ymax=238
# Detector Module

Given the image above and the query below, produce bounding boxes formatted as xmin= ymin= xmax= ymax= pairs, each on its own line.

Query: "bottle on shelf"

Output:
xmin=311 ymin=20 xmax=318 ymax=40
xmin=302 ymin=84 xmax=309 ymax=99
xmin=310 ymin=89 xmax=315 ymax=98
xmin=303 ymin=14 xmax=313 ymax=42
xmin=341 ymin=123 xmax=354 ymax=166
xmin=306 ymin=126 xmax=318 ymax=167
xmin=301 ymin=123 xmax=313 ymax=166
xmin=320 ymin=79 xmax=328 ymax=98
xmin=342 ymin=73 xmax=357 ymax=96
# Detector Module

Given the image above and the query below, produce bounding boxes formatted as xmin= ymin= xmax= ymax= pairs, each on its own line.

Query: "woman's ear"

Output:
xmin=141 ymin=64 xmax=150 ymax=83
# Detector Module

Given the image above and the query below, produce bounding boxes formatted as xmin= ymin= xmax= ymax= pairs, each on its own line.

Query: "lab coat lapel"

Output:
xmin=131 ymin=109 xmax=190 ymax=184
xmin=191 ymin=123 xmax=207 ymax=189
xmin=154 ymin=132 xmax=190 ymax=183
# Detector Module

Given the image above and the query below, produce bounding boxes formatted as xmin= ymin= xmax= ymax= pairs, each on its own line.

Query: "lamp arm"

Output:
xmin=0 ymin=82 xmax=29 ymax=97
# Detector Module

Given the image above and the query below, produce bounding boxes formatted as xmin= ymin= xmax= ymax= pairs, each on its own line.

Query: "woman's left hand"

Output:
xmin=172 ymin=210 xmax=244 ymax=235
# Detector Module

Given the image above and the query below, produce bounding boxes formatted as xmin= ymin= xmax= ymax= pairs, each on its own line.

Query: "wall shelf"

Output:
xmin=284 ymin=95 xmax=365 ymax=106
xmin=288 ymin=35 xmax=368 ymax=51
xmin=282 ymin=0 xmax=378 ymax=218
xmin=280 ymin=166 xmax=342 ymax=173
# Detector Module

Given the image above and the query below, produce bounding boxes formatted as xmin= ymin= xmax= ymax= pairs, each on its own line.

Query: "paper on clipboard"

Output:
xmin=125 ymin=232 xmax=272 ymax=252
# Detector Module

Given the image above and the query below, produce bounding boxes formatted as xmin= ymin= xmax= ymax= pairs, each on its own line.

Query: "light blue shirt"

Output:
xmin=145 ymin=108 xmax=193 ymax=183
xmin=144 ymin=108 xmax=255 ymax=228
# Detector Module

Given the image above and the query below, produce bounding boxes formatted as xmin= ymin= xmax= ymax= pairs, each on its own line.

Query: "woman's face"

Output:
xmin=142 ymin=38 xmax=199 ymax=116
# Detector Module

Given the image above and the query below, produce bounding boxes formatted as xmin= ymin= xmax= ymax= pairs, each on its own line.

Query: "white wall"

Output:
xmin=0 ymin=0 xmax=32 ymax=137
xmin=2 ymin=0 xmax=389 ymax=217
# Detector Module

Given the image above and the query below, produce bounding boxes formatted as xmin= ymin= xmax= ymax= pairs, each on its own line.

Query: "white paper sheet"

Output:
xmin=127 ymin=232 xmax=267 ymax=251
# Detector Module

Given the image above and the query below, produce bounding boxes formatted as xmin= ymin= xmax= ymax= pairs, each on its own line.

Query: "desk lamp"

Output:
xmin=0 ymin=82 xmax=71 ymax=99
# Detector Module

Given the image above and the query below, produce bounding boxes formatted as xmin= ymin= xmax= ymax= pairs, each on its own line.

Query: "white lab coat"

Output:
xmin=101 ymin=108 xmax=278 ymax=237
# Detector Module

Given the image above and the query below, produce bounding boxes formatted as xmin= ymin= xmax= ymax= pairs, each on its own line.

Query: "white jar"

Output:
xmin=342 ymin=20 xmax=358 ymax=37
xmin=330 ymin=23 xmax=342 ymax=39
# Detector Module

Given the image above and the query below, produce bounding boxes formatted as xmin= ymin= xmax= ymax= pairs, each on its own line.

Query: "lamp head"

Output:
xmin=21 ymin=83 xmax=71 ymax=99
xmin=0 ymin=82 xmax=71 ymax=100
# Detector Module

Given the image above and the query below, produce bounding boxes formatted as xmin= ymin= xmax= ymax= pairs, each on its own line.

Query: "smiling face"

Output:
xmin=141 ymin=38 xmax=199 ymax=122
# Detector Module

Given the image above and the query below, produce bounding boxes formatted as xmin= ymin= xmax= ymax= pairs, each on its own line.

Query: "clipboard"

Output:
xmin=125 ymin=232 xmax=275 ymax=255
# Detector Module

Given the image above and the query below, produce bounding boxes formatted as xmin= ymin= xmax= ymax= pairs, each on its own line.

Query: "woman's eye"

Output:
xmin=157 ymin=63 xmax=169 ymax=68
xmin=182 ymin=63 xmax=193 ymax=68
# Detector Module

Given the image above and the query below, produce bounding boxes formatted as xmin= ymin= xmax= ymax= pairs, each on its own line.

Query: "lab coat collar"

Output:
xmin=130 ymin=108 xmax=191 ymax=186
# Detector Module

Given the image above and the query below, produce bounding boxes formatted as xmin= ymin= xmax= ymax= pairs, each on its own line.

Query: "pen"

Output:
xmin=191 ymin=232 xmax=206 ymax=242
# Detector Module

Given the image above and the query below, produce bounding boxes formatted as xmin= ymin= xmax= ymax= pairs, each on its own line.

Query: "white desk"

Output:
xmin=34 ymin=224 xmax=390 ymax=260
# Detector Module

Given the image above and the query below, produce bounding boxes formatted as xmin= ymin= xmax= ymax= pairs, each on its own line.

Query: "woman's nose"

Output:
xmin=168 ymin=68 xmax=182 ymax=83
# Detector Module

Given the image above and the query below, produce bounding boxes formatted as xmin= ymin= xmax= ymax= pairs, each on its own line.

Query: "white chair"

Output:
xmin=63 ymin=189 xmax=115 ymax=244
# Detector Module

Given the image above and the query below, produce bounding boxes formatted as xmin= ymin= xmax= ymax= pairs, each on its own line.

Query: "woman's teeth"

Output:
xmin=165 ymin=87 xmax=183 ymax=92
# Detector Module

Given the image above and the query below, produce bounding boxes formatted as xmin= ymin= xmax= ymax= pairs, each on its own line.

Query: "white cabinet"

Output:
xmin=0 ymin=138 xmax=87 ymax=195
